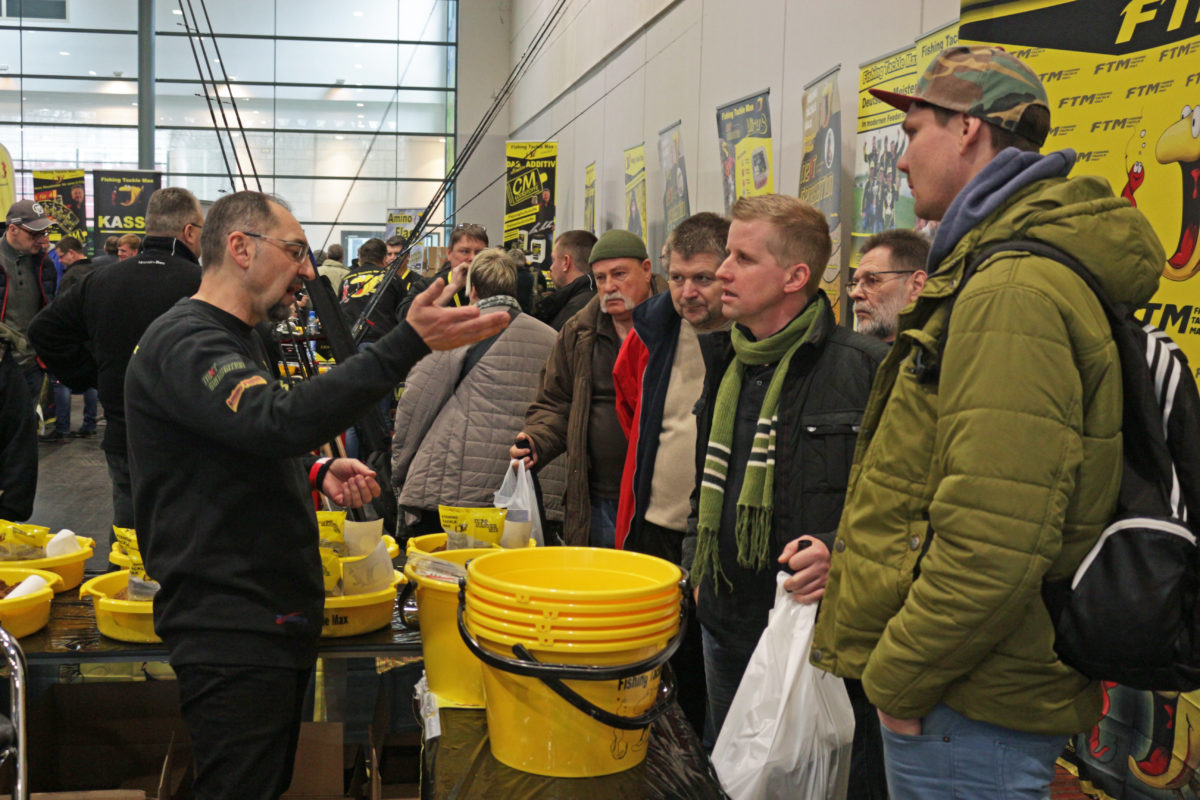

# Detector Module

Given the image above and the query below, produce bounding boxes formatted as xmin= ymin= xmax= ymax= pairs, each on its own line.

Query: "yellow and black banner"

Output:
xmin=504 ymin=141 xmax=557 ymax=269
xmin=962 ymin=1 xmax=1200 ymax=384
xmin=853 ymin=21 xmax=959 ymax=268
xmin=0 ymin=142 xmax=14 ymax=216
xmin=716 ymin=89 xmax=774 ymax=215
xmin=92 ymin=170 xmax=161 ymax=243
xmin=33 ymin=169 xmax=88 ymax=249
xmin=800 ymin=66 xmax=845 ymax=319
xmin=584 ymin=162 xmax=596 ymax=234
xmin=624 ymin=143 xmax=648 ymax=244
xmin=658 ymin=121 xmax=691 ymax=236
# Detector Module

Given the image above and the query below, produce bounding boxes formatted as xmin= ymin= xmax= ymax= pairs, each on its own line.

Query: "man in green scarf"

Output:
xmin=685 ymin=194 xmax=887 ymax=794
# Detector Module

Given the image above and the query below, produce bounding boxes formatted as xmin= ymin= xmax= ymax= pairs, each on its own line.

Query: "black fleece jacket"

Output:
xmin=125 ymin=298 xmax=429 ymax=668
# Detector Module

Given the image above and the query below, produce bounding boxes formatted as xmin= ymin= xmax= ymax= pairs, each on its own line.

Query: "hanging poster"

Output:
xmin=503 ymin=141 xmax=557 ymax=270
xmin=658 ymin=120 xmax=691 ymax=235
xmin=92 ymin=170 xmax=161 ymax=246
xmin=384 ymin=208 xmax=424 ymax=245
xmin=32 ymin=169 xmax=88 ymax=249
xmin=584 ymin=162 xmax=596 ymax=234
xmin=624 ymin=143 xmax=648 ymax=244
xmin=716 ymin=89 xmax=774 ymax=215
xmin=959 ymin=3 xmax=1200 ymax=797
xmin=0 ymin=142 xmax=15 ymax=216
xmin=799 ymin=66 xmax=845 ymax=320
xmin=852 ymin=22 xmax=958 ymax=268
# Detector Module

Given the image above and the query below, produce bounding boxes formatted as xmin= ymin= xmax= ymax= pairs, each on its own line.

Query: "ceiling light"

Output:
xmin=131 ymin=102 xmax=138 ymax=107
xmin=357 ymin=114 xmax=364 ymax=118
xmin=355 ymin=103 xmax=363 ymax=107
xmin=335 ymin=135 xmax=345 ymax=140
xmin=353 ymin=10 xmax=363 ymax=15
xmin=88 ymin=70 xmax=96 ymax=76
xmin=354 ymin=64 xmax=362 ymax=69
xmin=59 ymin=51 xmax=70 ymax=56
xmin=212 ymin=58 xmax=220 ymax=63
xmin=172 ymin=8 xmax=182 ymax=13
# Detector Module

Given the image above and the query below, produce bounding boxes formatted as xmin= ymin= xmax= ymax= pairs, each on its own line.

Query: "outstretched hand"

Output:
xmin=321 ymin=458 xmax=381 ymax=508
xmin=407 ymin=278 xmax=508 ymax=351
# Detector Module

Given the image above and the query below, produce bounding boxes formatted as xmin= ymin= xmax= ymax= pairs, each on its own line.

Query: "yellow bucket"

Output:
xmin=80 ymin=570 xmax=160 ymax=643
xmin=4 ymin=536 xmax=95 ymax=592
xmin=405 ymin=532 xmax=502 ymax=557
xmin=322 ymin=570 xmax=404 ymax=637
xmin=465 ymin=589 xmax=679 ymax=630
xmin=0 ymin=566 xmax=63 ymax=637
xmin=403 ymin=548 xmax=498 ymax=708
xmin=458 ymin=547 xmax=685 ymax=777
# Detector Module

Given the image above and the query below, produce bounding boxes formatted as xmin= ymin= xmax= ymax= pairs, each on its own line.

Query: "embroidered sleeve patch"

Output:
xmin=203 ymin=356 xmax=249 ymax=391
xmin=225 ymin=375 xmax=267 ymax=411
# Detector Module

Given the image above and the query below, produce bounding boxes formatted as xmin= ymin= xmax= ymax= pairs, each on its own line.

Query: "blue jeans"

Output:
xmin=588 ymin=496 xmax=618 ymax=548
xmin=699 ymin=621 xmax=763 ymax=750
xmin=881 ymin=702 xmax=1065 ymax=799
xmin=53 ymin=382 xmax=98 ymax=434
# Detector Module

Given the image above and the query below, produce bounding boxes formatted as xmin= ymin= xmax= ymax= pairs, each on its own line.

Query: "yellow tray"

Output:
xmin=2 ymin=536 xmax=95 ymax=592
xmin=322 ymin=570 xmax=404 ymax=638
xmin=79 ymin=570 xmax=160 ymax=643
xmin=110 ymin=535 xmax=400 ymax=569
xmin=0 ymin=566 xmax=63 ymax=638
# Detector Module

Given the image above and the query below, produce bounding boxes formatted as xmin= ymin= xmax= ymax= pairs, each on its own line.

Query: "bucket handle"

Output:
xmin=456 ymin=580 xmax=687 ymax=731
xmin=511 ymin=642 xmax=677 ymax=731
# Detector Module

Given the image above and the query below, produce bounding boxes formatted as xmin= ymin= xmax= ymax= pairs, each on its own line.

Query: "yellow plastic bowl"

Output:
xmin=79 ymin=570 xmax=160 ymax=643
xmin=112 ymin=534 xmax=399 ymax=570
xmin=4 ymin=536 xmax=95 ymax=592
xmin=0 ymin=567 xmax=63 ymax=638
xmin=322 ymin=570 xmax=403 ymax=638
xmin=466 ymin=547 xmax=681 ymax=605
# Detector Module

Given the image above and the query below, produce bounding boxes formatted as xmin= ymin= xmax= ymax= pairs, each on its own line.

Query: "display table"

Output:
xmin=418 ymin=705 xmax=729 ymax=800
xmin=19 ymin=587 xmax=422 ymax=665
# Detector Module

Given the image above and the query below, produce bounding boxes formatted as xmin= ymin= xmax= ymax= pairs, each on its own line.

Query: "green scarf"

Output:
xmin=693 ymin=299 xmax=821 ymax=591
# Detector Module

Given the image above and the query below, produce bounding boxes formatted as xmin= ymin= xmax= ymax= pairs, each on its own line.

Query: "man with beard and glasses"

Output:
xmin=849 ymin=229 xmax=929 ymax=343
xmin=512 ymin=229 xmax=665 ymax=547
xmin=124 ymin=190 xmax=508 ymax=800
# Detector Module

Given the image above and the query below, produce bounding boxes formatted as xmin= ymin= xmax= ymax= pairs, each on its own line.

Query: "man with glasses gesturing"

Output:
xmin=848 ymin=228 xmax=929 ymax=344
xmin=124 ymin=191 xmax=507 ymax=800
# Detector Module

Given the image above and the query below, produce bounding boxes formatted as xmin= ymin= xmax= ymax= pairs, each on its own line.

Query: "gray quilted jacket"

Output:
xmin=391 ymin=307 xmax=566 ymax=520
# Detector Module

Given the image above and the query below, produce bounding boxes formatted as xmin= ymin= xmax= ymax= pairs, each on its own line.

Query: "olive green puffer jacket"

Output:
xmin=810 ymin=174 xmax=1164 ymax=735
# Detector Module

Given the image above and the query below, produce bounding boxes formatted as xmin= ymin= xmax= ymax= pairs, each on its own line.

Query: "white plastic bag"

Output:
xmin=712 ymin=572 xmax=855 ymax=800
xmin=493 ymin=460 xmax=544 ymax=547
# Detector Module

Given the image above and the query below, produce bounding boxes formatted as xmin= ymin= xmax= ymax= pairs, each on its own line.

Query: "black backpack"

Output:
xmin=939 ymin=239 xmax=1200 ymax=691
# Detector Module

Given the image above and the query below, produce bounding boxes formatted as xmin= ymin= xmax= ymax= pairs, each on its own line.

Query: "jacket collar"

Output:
xmin=142 ymin=236 xmax=199 ymax=264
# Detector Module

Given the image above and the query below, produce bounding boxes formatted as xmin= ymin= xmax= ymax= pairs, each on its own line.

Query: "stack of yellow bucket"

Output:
xmin=457 ymin=546 xmax=685 ymax=778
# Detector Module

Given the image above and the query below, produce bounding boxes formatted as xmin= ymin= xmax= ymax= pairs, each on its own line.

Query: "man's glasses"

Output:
xmin=241 ymin=231 xmax=310 ymax=264
xmin=16 ymin=225 xmax=50 ymax=238
xmin=847 ymin=269 xmax=916 ymax=292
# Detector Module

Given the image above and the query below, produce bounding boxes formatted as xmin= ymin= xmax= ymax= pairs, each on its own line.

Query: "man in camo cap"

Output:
xmin=810 ymin=45 xmax=1164 ymax=798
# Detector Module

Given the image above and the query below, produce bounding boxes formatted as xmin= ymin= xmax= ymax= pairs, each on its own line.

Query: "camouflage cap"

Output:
xmin=870 ymin=45 xmax=1050 ymax=146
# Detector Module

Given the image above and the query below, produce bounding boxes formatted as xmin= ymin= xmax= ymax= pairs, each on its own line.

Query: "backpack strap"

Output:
xmin=915 ymin=239 xmax=1121 ymax=385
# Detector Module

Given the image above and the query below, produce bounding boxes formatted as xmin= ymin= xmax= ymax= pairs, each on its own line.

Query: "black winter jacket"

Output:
xmin=686 ymin=291 xmax=887 ymax=635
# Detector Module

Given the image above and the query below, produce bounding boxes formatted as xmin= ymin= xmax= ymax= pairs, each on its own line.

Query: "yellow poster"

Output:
xmin=716 ymin=90 xmax=774 ymax=214
xmin=960 ymin=1 xmax=1200 ymax=380
xmin=623 ymin=143 xmax=648 ymax=244
xmin=584 ymin=161 xmax=596 ymax=234
xmin=0 ymin=142 xmax=14 ymax=216
xmin=504 ymin=141 xmax=557 ymax=270
xmin=801 ymin=67 xmax=845 ymax=320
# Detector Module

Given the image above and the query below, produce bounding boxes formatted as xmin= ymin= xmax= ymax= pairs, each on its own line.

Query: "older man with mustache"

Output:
xmin=850 ymin=229 xmax=929 ymax=343
xmin=513 ymin=229 xmax=664 ymax=547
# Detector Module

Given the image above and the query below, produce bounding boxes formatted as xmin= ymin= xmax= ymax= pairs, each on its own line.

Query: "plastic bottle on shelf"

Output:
xmin=307 ymin=311 xmax=319 ymax=356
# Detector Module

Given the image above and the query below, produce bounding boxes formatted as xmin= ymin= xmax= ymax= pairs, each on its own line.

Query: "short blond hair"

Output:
xmin=469 ymin=248 xmax=517 ymax=299
xmin=731 ymin=195 xmax=830 ymax=296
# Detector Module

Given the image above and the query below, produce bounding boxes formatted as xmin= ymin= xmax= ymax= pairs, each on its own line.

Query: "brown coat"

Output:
xmin=523 ymin=275 xmax=666 ymax=544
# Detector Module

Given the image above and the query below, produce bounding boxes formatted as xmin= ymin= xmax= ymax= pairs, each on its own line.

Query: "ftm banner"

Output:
xmin=92 ymin=170 xmax=161 ymax=245
xmin=716 ymin=89 xmax=775 ymax=215
xmin=504 ymin=141 xmax=557 ymax=270
xmin=959 ymin=3 xmax=1200 ymax=798
xmin=624 ymin=143 xmax=648 ymax=245
xmin=32 ymin=169 xmax=88 ymax=249
xmin=799 ymin=66 xmax=844 ymax=320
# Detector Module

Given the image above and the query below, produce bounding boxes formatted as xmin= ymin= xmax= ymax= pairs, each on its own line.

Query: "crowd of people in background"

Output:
xmin=0 ymin=43 xmax=1169 ymax=800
